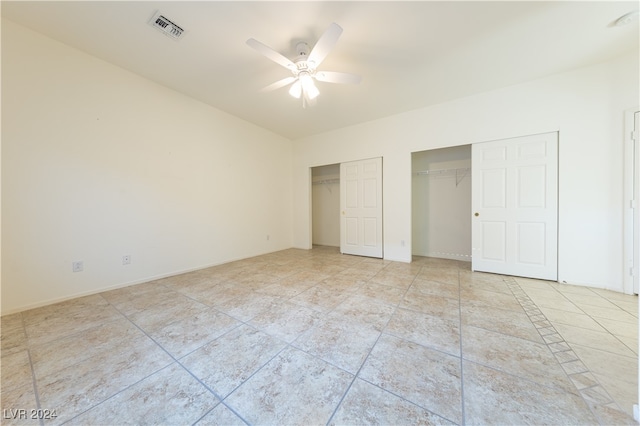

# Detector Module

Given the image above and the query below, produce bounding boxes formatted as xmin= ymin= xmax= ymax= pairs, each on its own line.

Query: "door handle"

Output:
xmin=474 ymin=212 xmax=479 ymax=217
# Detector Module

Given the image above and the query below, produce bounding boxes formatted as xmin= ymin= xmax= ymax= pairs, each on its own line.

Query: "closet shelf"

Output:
xmin=413 ymin=167 xmax=470 ymax=186
xmin=312 ymin=178 xmax=340 ymax=193
xmin=312 ymin=178 xmax=340 ymax=185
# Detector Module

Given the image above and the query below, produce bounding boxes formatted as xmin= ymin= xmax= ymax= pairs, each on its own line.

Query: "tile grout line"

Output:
xmin=326 ymin=261 xmax=462 ymax=426
xmin=84 ymin=291 xmax=249 ymax=423
xmin=123 ymin=280 xmax=319 ymax=426
xmin=183 ymin=257 xmax=381 ymax=425
xmin=504 ymin=277 xmax=623 ymax=424
xmin=324 ymin=262 xmax=417 ymax=426
xmin=20 ymin=311 xmax=45 ymax=426
xmin=107 ymin=297 xmax=259 ymax=426
xmin=177 ymin=256 xmax=380 ymax=421
xmin=539 ymin=284 xmax=638 ymax=356
xmin=457 ymin=267 xmax=466 ymax=426
xmin=389 ymin=260 xmax=465 ymax=425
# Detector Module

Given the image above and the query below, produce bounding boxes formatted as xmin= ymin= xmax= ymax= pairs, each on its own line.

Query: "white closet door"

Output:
xmin=472 ymin=133 xmax=558 ymax=280
xmin=340 ymin=157 xmax=383 ymax=258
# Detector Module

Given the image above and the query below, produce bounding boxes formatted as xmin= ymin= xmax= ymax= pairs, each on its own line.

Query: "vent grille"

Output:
xmin=149 ymin=12 xmax=185 ymax=40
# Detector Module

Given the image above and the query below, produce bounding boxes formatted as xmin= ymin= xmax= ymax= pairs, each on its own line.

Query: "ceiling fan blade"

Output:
xmin=261 ymin=76 xmax=297 ymax=92
xmin=246 ymin=38 xmax=296 ymax=70
xmin=315 ymin=71 xmax=362 ymax=85
xmin=307 ymin=22 xmax=343 ymax=68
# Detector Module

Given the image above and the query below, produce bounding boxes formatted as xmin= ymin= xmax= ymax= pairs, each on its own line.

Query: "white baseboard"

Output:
xmin=413 ymin=251 xmax=471 ymax=262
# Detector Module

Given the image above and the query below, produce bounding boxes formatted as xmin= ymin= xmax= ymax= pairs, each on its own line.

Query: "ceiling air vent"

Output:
xmin=149 ymin=12 xmax=185 ymax=40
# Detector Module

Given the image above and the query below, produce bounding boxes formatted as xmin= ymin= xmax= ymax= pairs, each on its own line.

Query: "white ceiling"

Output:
xmin=2 ymin=1 xmax=638 ymax=140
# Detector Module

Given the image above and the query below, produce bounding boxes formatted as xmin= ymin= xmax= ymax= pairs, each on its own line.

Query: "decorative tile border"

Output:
xmin=503 ymin=277 xmax=631 ymax=424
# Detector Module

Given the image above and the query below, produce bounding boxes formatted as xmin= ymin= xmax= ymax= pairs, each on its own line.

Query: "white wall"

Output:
xmin=412 ymin=147 xmax=471 ymax=260
xmin=2 ymin=20 xmax=638 ymax=314
xmin=293 ymin=51 xmax=639 ymax=292
xmin=311 ymin=164 xmax=340 ymax=247
xmin=1 ymin=20 xmax=293 ymax=314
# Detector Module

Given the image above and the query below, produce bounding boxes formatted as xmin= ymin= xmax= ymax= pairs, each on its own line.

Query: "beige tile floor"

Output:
xmin=1 ymin=246 xmax=638 ymax=425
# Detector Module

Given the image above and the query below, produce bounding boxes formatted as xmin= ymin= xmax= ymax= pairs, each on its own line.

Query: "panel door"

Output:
xmin=472 ymin=133 xmax=558 ymax=280
xmin=340 ymin=157 xmax=383 ymax=258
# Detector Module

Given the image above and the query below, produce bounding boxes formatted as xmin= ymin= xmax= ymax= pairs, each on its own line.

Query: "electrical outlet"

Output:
xmin=122 ymin=255 xmax=131 ymax=265
xmin=72 ymin=261 xmax=84 ymax=272
xmin=266 ymin=235 xmax=270 ymax=241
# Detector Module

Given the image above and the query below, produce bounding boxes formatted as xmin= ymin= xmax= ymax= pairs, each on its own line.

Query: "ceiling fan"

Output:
xmin=246 ymin=23 xmax=361 ymax=107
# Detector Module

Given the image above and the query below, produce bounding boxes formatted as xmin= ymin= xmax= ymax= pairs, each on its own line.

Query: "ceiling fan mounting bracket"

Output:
xmin=294 ymin=42 xmax=310 ymax=57
xmin=293 ymin=42 xmax=315 ymax=71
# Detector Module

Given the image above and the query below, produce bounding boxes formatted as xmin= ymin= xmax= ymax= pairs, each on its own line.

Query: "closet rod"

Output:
xmin=312 ymin=178 xmax=340 ymax=193
xmin=413 ymin=167 xmax=470 ymax=176
xmin=414 ymin=167 xmax=470 ymax=187
xmin=312 ymin=178 xmax=340 ymax=185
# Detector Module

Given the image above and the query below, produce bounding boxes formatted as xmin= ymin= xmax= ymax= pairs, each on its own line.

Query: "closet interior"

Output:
xmin=412 ymin=145 xmax=472 ymax=261
xmin=311 ymin=163 xmax=340 ymax=247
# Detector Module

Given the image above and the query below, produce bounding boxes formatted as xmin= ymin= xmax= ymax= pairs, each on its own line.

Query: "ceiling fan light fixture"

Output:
xmin=305 ymin=84 xmax=320 ymax=100
xmin=300 ymin=73 xmax=319 ymax=100
xmin=289 ymin=80 xmax=302 ymax=98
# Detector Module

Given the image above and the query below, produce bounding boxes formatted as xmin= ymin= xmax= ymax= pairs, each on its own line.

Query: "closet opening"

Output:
xmin=311 ymin=163 xmax=340 ymax=249
xmin=412 ymin=145 xmax=472 ymax=262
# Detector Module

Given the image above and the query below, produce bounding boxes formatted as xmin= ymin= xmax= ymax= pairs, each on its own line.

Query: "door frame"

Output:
xmin=623 ymin=107 xmax=640 ymax=294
